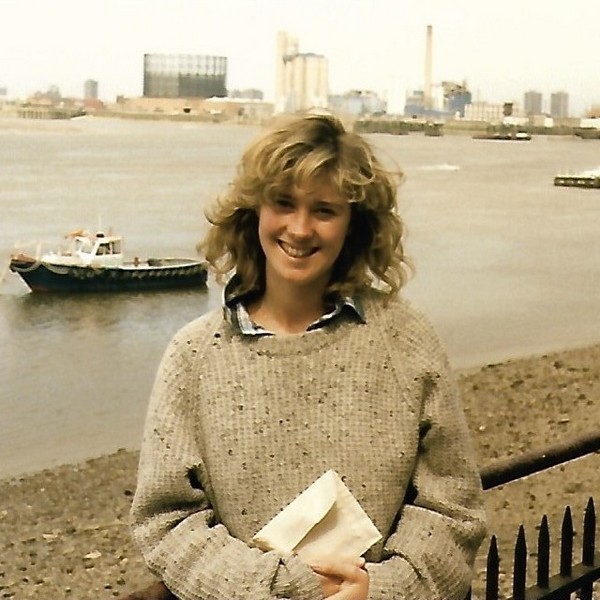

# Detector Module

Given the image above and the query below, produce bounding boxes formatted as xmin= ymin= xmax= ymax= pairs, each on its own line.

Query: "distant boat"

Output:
xmin=424 ymin=122 xmax=444 ymax=137
xmin=553 ymin=168 xmax=600 ymax=189
xmin=473 ymin=131 xmax=532 ymax=141
xmin=573 ymin=128 xmax=600 ymax=140
xmin=9 ymin=229 xmax=208 ymax=293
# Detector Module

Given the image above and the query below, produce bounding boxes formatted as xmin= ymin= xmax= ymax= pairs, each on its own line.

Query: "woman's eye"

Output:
xmin=315 ymin=206 xmax=336 ymax=217
xmin=274 ymin=198 xmax=293 ymax=209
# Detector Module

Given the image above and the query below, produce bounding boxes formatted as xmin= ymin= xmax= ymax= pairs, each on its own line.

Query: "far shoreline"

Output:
xmin=0 ymin=110 xmax=594 ymax=139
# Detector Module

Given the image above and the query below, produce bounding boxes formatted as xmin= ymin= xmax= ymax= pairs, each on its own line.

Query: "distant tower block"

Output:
xmin=424 ymin=25 xmax=433 ymax=110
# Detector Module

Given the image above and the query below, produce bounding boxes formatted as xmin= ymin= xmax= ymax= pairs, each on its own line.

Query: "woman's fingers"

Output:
xmin=310 ymin=556 xmax=368 ymax=598
xmin=310 ymin=556 xmax=366 ymax=580
xmin=315 ymin=573 xmax=342 ymax=597
xmin=310 ymin=557 xmax=369 ymax=600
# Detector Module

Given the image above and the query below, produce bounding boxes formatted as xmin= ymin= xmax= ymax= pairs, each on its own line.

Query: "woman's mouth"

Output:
xmin=279 ymin=241 xmax=317 ymax=258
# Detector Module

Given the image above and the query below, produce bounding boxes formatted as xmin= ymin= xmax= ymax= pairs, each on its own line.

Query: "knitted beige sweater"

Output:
xmin=131 ymin=291 xmax=486 ymax=600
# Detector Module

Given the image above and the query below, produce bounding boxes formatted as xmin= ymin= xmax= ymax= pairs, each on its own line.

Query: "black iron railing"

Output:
xmin=469 ymin=430 xmax=600 ymax=600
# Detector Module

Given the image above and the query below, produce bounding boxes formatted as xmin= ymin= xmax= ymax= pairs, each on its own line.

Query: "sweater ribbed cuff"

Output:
xmin=272 ymin=554 xmax=322 ymax=600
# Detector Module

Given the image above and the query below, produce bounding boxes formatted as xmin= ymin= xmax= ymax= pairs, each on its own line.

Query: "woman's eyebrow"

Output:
xmin=316 ymin=197 xmax=346 ymax=206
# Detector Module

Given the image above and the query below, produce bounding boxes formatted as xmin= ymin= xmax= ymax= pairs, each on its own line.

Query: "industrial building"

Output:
xmin=275 ymin=32 xmax=328 ymax=113
xmin=143 ymin=54 xmax=227 ymax=99
xmin=404 ymin=26 xmax=472 ymax=119
xmin=405 ymin=81 xmax=471 ymax=119
xmin=464 ymin=101 xmax=514 ymax=124
xmin=328 ymin=90 xmax=386 ymax=117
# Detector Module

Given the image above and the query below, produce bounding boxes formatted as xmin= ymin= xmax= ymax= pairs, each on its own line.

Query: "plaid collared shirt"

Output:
xmin=222 ymin=276 xmax=366 ymax=336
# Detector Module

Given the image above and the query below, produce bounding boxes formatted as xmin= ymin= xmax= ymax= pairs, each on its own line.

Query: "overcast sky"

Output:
xmin=1 ymin=0 xmax=598 ymax=116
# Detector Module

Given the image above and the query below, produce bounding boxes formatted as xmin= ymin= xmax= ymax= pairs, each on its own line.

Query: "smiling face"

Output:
xmin=257 ymin=178 xmax=351 ymax=300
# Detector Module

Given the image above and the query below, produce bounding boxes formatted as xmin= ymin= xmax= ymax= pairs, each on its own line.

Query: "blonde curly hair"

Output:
xmin=199 ymin=112 xmax=411 ymax=300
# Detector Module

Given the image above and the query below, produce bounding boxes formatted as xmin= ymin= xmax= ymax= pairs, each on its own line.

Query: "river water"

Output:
xmin=1 ymin=116 xmax=599 ymax=478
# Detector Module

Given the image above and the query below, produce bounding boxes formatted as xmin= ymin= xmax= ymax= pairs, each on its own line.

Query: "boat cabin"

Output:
xmin=44 ymin=232 xmax=125 ymax=267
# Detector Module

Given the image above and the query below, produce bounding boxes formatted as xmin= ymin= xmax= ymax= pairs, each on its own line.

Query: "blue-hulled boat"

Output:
xmin=9 ymin=230 xmax=208 ymax=293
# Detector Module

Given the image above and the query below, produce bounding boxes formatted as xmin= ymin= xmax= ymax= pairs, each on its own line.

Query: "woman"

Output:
xmin=127 ymin=113 xmax=486 ymax=600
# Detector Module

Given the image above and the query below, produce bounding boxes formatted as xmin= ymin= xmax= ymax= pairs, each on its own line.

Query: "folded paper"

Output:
xmin=252 ymin=469 xmax=382 ymax=562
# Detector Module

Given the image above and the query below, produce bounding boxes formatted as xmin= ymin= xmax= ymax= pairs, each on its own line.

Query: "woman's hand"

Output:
xmin=313 ymin=571 xmax=343 ymax=598
xmin=118 ymin=581 xmax=176 ymax=599
xmin=310 ymin=557 xmax=369 ymax=600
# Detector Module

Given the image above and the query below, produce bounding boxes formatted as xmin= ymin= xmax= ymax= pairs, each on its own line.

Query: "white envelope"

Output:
xmin=252 ymin=469 xmax=382 ymax=563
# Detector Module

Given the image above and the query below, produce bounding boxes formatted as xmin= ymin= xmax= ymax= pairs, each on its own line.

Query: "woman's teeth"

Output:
xmin=280 ymin=242 xmax=315 ymax=258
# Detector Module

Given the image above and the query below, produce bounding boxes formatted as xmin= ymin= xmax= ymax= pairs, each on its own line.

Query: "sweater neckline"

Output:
xmin=215 ymin=293 xmax=385 ymax=358
xmin=227 ymin=312 xmax=362 ymax=357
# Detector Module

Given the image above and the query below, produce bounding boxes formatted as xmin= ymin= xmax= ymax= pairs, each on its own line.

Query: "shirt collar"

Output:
xmin=222 ymin=274 xmax=366 ymax=336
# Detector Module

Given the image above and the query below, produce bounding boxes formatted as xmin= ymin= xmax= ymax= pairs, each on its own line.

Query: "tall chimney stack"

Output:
xmin=424 ymin=25 xmax=433 ymax=110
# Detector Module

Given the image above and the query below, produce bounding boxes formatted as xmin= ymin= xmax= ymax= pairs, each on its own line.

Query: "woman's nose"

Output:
xmin=287 ymin=209 xmax=313 ymax=237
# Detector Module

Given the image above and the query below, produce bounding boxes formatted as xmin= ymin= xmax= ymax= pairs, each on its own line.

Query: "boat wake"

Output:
xmin=417 ymin=163 xmax=460 ymax=172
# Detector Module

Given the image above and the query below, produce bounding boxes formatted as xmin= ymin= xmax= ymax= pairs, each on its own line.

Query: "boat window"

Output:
xmin=74 ymin=238 xmax=93 ymax=254
xmin=112 ymin=240 xmax=122 ymax=254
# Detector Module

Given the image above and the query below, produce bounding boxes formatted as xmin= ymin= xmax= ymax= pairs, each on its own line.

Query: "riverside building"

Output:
xmin=550 ymin=91 xmax=569 ymax=118
xmin=524 ymin=91 xmax=543 ymax=116
xmin=275 ymin=31 xmax=328 ymax=113
xmin=143 ymin=54 xmax=227 ymax=99
xmin=84 ymin=79 xmax=98 ymax=100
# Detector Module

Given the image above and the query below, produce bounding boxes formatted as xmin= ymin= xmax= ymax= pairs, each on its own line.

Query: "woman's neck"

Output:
xmin=249 ymin=287 xmax=328 ymax=335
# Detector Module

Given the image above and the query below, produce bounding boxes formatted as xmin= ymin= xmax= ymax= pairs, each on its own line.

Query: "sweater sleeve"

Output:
xmin=130 ymin=326 xmax=323 ymax=600
xmin=368 ymin=306 xmax=487 ymax=600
